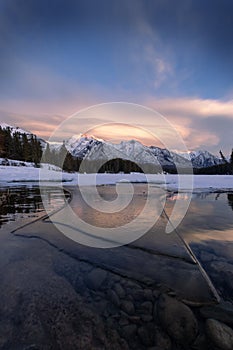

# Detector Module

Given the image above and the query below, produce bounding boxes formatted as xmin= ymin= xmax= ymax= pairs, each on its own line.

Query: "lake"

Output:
xmin=0 ymin=185 xmax=70 ymax=228
xmin=0 ymin=184 xmax=233 ymax=349
xmin=0 ymin=184 xmax=232 ymax=302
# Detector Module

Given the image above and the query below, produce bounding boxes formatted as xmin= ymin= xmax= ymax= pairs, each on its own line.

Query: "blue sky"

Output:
xmin=1 ymin=0 xmax=233 ymax=154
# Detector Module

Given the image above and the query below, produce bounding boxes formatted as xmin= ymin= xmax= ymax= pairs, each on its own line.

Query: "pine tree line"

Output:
xmin=42 ymin=142 xmax=82 ymax=172
xmin=0 ymin=126 xmax=42 ymax=166
xmin=196 ymin=149 xmax=233 ymax=174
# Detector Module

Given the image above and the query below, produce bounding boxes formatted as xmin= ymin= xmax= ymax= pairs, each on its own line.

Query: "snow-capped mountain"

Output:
xmin=0 ymin=122 xmax=225 ymax=169
xmin=178 ymin=150 xmax=223 ymax=168
xmin=85 ymin=139 xmax=160 ymax=165
xmin=149 ymin=146 xmax=191 ymax=168
xmin=63 ymin=135 xmax=192 ymax=169
xmin=62 ymin=134 xmax=223 ymax=169
xmin=65 ymin=134 xmax=102 ymax=158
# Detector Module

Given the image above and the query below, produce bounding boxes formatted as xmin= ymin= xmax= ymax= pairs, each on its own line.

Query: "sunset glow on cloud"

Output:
xmin=0 ymin=0 xmax=233 ymax=155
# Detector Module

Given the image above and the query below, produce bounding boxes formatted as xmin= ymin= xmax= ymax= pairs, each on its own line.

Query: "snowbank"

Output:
xmin=0 ymin=164 xmax=233 ymax=191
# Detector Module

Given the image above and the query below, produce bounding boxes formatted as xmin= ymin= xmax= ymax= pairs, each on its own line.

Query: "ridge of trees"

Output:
xmin=0 ymin=126 xmax=42 ymax=166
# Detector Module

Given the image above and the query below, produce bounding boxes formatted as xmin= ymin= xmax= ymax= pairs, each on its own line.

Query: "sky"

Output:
xmin=1 ymin=0 xmax=233 ymax=154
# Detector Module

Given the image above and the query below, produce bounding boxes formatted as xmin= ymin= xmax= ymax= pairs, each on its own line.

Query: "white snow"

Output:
xmin=0 ymin=122 xmax=31 ymax=135
xmin=0 ymin=163 xmax=74 ymax=185
xmin=0 ymin=163 xmax=232 ymax=191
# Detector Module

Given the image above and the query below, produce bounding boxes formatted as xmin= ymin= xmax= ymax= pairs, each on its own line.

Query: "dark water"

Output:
xmin=1 ymin=186 xmax=233 ymax=300
xmin=0 ymin=186 xmax=232 ymax=349
xmin=0 ymin=186 xmax=69 ymax=229
xmin=167 ymin=191 xmax=233 ymax=300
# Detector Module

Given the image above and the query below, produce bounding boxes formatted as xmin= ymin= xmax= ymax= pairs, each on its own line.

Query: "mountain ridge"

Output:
xmin=0 ymin=122 xmax=224 ymax=169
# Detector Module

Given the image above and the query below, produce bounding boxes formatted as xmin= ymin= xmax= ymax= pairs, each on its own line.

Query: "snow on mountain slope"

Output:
xmin=177 ymin=150 xmax=223 ymax=168
xmin=85 ymin=139 xmax=161 ymax=166
xmin=149 ymin=146 xmax=191 ymax=168
xmin=0 ymin=122 xmax=46 ymax=148
xmin=65 ymin=134 xmax=101 ymax=158
xmin=0 ymin=122 xmax=31 ymax=136
xmin=189 ymin=150 xmax=223 ymax=168
xmin=64 ymin=134 xmax=221 ymax=169
xmin=0 ymin=124 xmax=225 ymax=169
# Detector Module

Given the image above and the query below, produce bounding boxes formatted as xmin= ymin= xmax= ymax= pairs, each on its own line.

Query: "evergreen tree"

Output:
xmin=12 ymin=132 xmax=23 ymax=160
xmin=22 ymin=134 xmax=31 ymax=161
xmin=219 ymin=150 xmax=228 ymax=164
xmin=3 ymin=127 xmax=13 ymax=159
xmin=57 ymin=141 xmax=68 ymax=169
xmin=43 ymin=143 xmax=51 ymax=163
xmin=0 ymin=126 xmax=6 ymax=157
xmin=230 ymin=148 xmax=233 ymax=165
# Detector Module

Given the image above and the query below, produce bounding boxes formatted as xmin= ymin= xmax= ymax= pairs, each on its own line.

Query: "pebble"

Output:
xmin=130 ymin=289 xmax=145 ymax=301
xmin=157 ymin=294 xmax=198 ymax=345
xmin=121 ymin=300 xmax=135 ymax=315
xmin=107 ymin=290 xmax=120 ymax=307
xmin=205 ymin=318 xmax=233 ymax=350
xmin=139 ymin=301 xmax=153 ymax=314
xmin=141 ymin=314 xmax=153 ymax=322
xmin=114 ymin=283 xmax=126 ymax=299
xmin=85 ymin=268 xmax=107 ymax=291
xmin=154 ymin=327 xmax=172 ymax=350
xmin=137 ymin=325 xmax=154 ymax=347
xmin=143 ymin=289 xmax=154 ymax=301
xmin=121 ymin=324 xmax=137 ymax=340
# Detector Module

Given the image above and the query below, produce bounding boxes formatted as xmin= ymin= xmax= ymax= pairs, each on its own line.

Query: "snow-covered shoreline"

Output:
xmin=0 ymin=164 xmax=233 ymax=191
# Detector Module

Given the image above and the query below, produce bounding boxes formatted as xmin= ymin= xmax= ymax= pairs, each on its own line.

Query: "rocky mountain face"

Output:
xmin=0 ymin=123 xmax=224 ymax=169
xmin=64 ymin=134 xmax=223 ymax=169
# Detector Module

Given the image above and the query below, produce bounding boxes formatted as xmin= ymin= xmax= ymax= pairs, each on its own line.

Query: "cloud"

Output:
xmin=1 ymin=96 xmax=233 ymax=155
xmin=146 ymin=97 xmax=233 ymax=154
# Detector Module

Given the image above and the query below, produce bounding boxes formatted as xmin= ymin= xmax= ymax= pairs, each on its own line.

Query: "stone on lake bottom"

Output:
xmin=121 ymin=300 xmax=135 ymax=315
xmin=85 ymin=268 xmax=107 ymax=291
xmin=205 ymin=318 xmax=233 ymax=350
xmin=157 ymin=294 xmax=198 ymax=345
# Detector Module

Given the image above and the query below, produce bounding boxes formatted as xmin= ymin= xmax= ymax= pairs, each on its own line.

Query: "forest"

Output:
xmin=0 ymin=126 xmax=42 ymax=166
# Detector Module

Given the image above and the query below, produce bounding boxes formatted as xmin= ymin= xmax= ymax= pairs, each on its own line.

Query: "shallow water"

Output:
xmin=0 ymin=185 xmax=232 ymax=349
xmin=1 ymin=185 xmax=233 ymax=300
xmin=0 ymin=186 xmax=69 ymax=228
xmin=167 ymin=191 xmax=233 ymax=300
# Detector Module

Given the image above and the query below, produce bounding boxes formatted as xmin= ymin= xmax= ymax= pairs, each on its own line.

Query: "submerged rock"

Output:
xmin=121 ymin=300 xmax=135 ymax=315
xmin=114 ymin=283 xmax=126 ymax=299
xmin=209 ymin=261 xmax=233 ymax=290
xmin=157 ymin=294 xmax=198 ymax=345
xmin=121 ymin=324 xmax=137 ymax=340
xmin=200 ymin=302 xmax=233 ymax=326
xmin=85 ymin=268 xmax=107 ymax=290
xmin=137 ymin=324 xmax=154 ymax=347
xmin=107 ymin=289 xmax=120 ymax=307
xmin=205 ymin=318 xmax=233 ymax=350
xmin=153 ymin=327 xmax=172 ymax=350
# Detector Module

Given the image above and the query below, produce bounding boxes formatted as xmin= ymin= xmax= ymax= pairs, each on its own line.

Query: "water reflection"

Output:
xmin=0 ymin=186 xmax=69 ymax=229
xmin=227 ymin=193 xmax=233 ymax=211
xmin=167 ymin=191 xmax=233 ymax=301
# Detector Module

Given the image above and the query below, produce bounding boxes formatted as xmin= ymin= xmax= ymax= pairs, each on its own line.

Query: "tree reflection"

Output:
xmin=0 ymin=187 xmax=68 ymax=229
xmin=227 ymin=193 xmax=233 ymax=211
